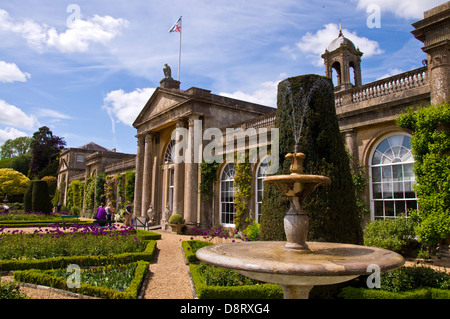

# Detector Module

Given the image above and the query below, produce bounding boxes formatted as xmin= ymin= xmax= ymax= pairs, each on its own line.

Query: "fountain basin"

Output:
xmin=196 ymin=241 xmax=404 ymax=298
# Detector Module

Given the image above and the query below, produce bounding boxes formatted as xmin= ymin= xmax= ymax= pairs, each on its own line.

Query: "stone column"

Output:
xmin=141 ymin=133 xmax=154 ymax=217
xmin=412 ymin=2 xmax=450 ymax=105
xmin=184 ymin=115 xmax=201 ymax=226
xmin=172 ymin=120 xmax=185 ymax=216
xmin=343 ymin=129 xmax=358 ymax=168
xmin=134 ymin=135 xmax=145 ymax=218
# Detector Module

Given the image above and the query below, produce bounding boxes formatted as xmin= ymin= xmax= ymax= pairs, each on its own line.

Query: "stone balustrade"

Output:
xmin=335 ymin=66 xmax=428 ymax=107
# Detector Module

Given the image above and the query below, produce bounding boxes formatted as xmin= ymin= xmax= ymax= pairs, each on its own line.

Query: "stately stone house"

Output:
xmin=58 ymin=2 xmax=449 ymax=228
xmin=57 ymin=142 xmax=135 ymax=206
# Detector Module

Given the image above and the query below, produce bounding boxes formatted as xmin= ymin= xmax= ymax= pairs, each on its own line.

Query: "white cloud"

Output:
xmin=0 ymin=61 xmax=30 ymax=83
xmin=0 ymin=127 xmax=28 ymax=145
xmin=103 ymin=88 xmax=156 ymax=128
xmin=354 ymin=0 xmax=447 ymax=20
xmin=296 ymin=23 xmax=384 ymax=66
xmin=47 ymin=15 xmax=129 ymax=53
xmin=34 ymin=108 xmax=72 ymax=120
xmin=0 ymin=99 xmax=38 ymax=130
xmin=376 ymin=68 xmax=404 ymax=80
xmin=220 ymin=80 xmax=279 ymax=108
xmin=0 ymin=9 xmax=129 ymax=53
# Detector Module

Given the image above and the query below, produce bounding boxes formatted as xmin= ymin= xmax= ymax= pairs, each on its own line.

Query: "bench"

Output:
xmin=133 ymin=216 xmax=149 ymax=230
xmin=61 ymin=215 xmax=80 ymax=222
xmin=92 ymin=220 xmax=115 ymax=229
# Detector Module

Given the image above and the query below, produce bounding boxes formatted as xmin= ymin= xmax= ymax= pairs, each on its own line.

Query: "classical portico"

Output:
xmin=132 ymin=69 xmax=274 ymax=226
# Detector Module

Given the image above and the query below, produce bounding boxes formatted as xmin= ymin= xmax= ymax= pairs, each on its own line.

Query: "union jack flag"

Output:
xmin=169 ymin=17 xmax=182 ymax=33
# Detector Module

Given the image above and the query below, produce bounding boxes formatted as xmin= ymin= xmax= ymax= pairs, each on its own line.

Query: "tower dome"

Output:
xmin=327 ymin=29 xmax=357 ymax=52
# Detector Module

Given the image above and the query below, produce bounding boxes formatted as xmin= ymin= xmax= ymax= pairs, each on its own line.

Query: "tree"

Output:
xmin=0 ymin=168 xmax=30 ymax=198
xmin=0 ymin=136 xmax=32 ymax=158
xmin=397 ymin=103 xmax=450 ymax=247
xmin=30 ymin=126 xmax=66 ymax=178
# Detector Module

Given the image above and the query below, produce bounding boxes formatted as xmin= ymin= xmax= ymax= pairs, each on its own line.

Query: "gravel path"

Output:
xmin=142 ymin=230 xmax=193 ymax=299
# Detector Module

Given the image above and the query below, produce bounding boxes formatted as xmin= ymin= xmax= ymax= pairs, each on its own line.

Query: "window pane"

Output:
xmin=382 ymin=183 xmax=392 ymax=199
xmin=372 ymin=167 xmax=381 ymax=183
xmin=385 ymin=201 xmax=395 ymax=217
xmin=393 ymin=165 xmax=403 ymax=181
xmin=393 ymin=182 xmax=404 ymax=198
xmin=395 ymin=201 xmax=406 ymax=215
xmin=373 ymin=183 xmax=382 ymax=199
xmin=382 ymin=166 xmax=392 ymax=182
xmin=374 ymin=201 xmax=384 ymax=218
xmin=372 ymin=150 xmax=382 ymax=165
xmin=389 ymin=135 xmax=403 ymax=147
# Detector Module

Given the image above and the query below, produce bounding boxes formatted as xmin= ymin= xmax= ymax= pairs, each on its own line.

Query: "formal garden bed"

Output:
xmin=182 ymin=239 xmax=283 ymax=299
xmin=0 ymin=224 xmax=160 ymax=299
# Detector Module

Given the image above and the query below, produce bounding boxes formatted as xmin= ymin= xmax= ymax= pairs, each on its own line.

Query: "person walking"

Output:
xmin=124 ymin=201 xmax=132 ymax=227
xmin=96 ymin=203 xmax=107 ymax=226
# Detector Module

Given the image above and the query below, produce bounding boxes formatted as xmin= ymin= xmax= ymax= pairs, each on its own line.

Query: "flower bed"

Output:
xmin=13 ymin=261 xmax=150 ymax=299
xmin=183 ymin=240 xmax=282 ymax=299
xmin=0 ymin=225 xmax=159 ymax=271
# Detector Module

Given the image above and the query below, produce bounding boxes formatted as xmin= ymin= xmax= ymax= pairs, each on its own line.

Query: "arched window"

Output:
xmin=255 ymin=157 xmax=270 ymax=222
xmin=370 ymin=134 xmax=417 ymax=219
xmin=220 ymin=163 xmax=236 ymax=226
xmin=164 ymin=139 xmax=176 ymax=163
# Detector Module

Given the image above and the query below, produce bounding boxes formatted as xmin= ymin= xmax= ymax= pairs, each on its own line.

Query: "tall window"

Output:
xmin=370 ymin=134 xmax=417 ymax=219
xmin=255 ymin=157 xmax=270 ymax=222
xmin=163 ymin=139 xmax=176 ymax=211
xmin=220 ymin=163 xmax=236 ymax=226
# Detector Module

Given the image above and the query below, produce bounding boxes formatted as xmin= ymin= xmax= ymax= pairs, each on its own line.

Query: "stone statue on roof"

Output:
xmin=163 ymin=64 xmax=172 ymax=79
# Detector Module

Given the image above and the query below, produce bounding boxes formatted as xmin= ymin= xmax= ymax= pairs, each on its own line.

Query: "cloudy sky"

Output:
xmin=0 ymin=0 xmax=446 ymax=154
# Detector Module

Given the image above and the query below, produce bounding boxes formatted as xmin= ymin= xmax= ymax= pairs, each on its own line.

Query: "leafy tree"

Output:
xmin=0 ymin=136 xmax=32 ymax=158
xmin=30 ymin=126 xmax=66 ymax=178
xmin=0 ymin=168 xmax=30 ymax=197
xmin=397 ymin=103 xmax=450 ymax=247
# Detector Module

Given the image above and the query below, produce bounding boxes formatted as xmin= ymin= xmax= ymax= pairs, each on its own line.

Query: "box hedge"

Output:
xmin=339 ymin=286 xmax=450 ymax=299
xmin=0 ymin=240 xmax=157 ymax=271
xmin=14 ymin=260 xmax=149 ymax=299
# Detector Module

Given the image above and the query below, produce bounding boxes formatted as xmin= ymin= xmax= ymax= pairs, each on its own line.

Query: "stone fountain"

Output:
xmin=196 ymin=75 xmax=404 ymax=299
xmin=196 ymin=152 xmax=404 ymax=299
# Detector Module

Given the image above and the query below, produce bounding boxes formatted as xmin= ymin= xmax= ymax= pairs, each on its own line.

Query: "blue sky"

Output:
xmin=0 ymin=0 xmax=446 ymax=155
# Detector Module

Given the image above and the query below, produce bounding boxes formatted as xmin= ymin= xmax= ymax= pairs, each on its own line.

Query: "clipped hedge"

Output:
xmin=0 ymin=220 xmax=90 ymax=228
xmin=181 ymin=240 xmax=213 ymax=263
xmin=0 ymin=240 xmax=157 ymax=271
xmin=14 ymin=260 xmax=149 ymax=299
xmin=339 ymin=286 xmax=450 ymax=299
xmin=189 ymin=263 xmax=282 ymax=299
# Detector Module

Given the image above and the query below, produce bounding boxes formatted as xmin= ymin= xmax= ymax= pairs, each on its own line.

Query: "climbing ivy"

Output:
xmin=199 ymin=161 xmax=219 ymax=201
xmin=397 ymin=103 xmax=450 ymax=246
xmin=233 ymin=153 xmax=252 ymax=231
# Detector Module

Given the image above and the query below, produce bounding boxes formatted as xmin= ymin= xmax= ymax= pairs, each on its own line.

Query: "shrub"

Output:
xmin=70 ymin=206 xmax=80 ymax=216
xmin=189 ymin=263 xmax=282 ymax=299
xmin=242 ymin=222 xmax=260 ymax=241
xmin=169 ymin=213 xmax=184 ymax=224
xmin=380 ymin=266 xmax=450 ymax=292
xmin=0 ymin=280 xmax=27 ymax=299
xmin=363 ymin=215 xmax=419 ymax=256
xmin=31 ymin=180 xmax=52 ymax=214
xmin=0 ymin=168 xmax=30 ymax=198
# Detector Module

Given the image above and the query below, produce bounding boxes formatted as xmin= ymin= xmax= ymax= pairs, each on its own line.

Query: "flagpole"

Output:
xmin=178 ymin=16 xmax=182 ymax=82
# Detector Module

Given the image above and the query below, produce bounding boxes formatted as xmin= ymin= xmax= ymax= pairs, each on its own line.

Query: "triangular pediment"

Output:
xmin=133 ymin=87 xmax=190 ymax=128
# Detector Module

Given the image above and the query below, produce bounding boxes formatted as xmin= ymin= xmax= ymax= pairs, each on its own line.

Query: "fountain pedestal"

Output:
xmin=196 ymin=153 xmax=405 ymax=299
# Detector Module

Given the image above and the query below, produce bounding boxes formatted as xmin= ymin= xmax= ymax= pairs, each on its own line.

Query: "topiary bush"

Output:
xmin=31 ymin=180 xmax=52 ymax=214
xmin=169 ymin=213 xmax=185 ymax=224
xmin=260 ymin=74 xmax=363 ymax=244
